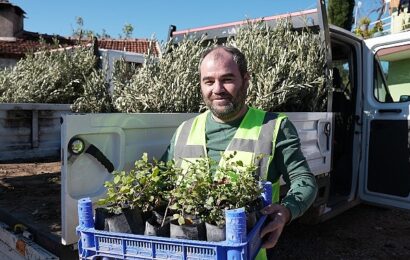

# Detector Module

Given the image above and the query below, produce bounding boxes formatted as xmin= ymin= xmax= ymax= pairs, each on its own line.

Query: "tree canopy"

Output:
xmin=328 ymin=0 xmax=355 ymax=31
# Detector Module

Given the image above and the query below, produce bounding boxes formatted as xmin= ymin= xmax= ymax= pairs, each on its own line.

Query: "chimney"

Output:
xmin=0 ymin=0 xmax=26 ymax=39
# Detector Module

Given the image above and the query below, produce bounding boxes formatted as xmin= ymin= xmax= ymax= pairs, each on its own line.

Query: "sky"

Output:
xmin=11 ymin=0 xmax=318 ymax=43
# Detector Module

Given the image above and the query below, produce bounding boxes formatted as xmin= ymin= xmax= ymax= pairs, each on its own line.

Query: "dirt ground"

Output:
xmin=1 ymin=161 xmax=410 ymax=259
xmin=272 ymin=205 xmax=410 ymax=259
xmin=0 ymin=161 xmax=61 ymax=237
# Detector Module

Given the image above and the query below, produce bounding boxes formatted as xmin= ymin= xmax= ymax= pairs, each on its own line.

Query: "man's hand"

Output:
xmin=259 ymin=204 xmax=291 ymax=249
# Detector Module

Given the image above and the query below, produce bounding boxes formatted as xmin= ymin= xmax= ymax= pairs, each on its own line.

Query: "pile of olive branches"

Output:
xmin=0 ymin=46 xmax=112 ymax=113
xmin=0 ymin=20 xmax=328 ymax=113
xmin=113 ymin=20 xmax=328 ymax=113
xmin=112 ymin=39 xmax=205 ymax=113
xmin=231 ymin=20 xmax=328 ymax=112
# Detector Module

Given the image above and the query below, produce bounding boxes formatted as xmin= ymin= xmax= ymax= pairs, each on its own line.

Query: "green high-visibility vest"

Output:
xmin=174 ymin=107 xmax=286 ymax=206
xmin=174 ymin=107 xmax=286 ymax=260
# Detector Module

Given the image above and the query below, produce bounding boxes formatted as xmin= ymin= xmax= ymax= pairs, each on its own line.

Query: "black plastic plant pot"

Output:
xmin=205 ymin=222 xmax=226 ymax=242
xmin=145 ymin=220 xmax=170 ymax=237
xmin=246 ymin=197 xmax=264 ymax=231
xmin=170 ymin=219 xmax=206 ymax=241
xmin=94 ymin=207 xmax=145 ymax=234
xmin=94 ymin=207 xmax=110 ymax=231
xmin=246 ymin=211 xmax=259 ymax=232
xmin=144 ymin=211 xmax=171 ymax=237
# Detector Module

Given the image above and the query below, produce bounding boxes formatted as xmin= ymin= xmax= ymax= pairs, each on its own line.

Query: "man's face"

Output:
xmin=200 ymin=49 xmax=249 ymax=122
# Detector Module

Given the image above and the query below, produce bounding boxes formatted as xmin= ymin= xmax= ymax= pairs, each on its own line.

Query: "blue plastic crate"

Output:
xmin=77 ymin=182 xmax=272 ymax=260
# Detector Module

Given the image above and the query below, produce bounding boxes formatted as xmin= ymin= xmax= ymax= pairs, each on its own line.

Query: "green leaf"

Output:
xmin=97 ymin=198 xmax=107 ymax=206
xmin=228 ymin=171 xmax=239 ymax=182
xmin=169 ymin=204 xmax=179 ymax=210
xmin=178 ymin=216 xmax=185 ymax=225
xmin=206 ymin=197 xmax=214 ymax=205
xmin=142 ymin=153 xmax=148 ymax=162
xmin=113 ymin=175 xmax=121 ymax=184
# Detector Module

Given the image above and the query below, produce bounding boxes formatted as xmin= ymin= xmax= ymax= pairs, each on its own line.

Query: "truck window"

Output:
xmin=374 ymin=45 xmax=410 ymax=103
xmin=331 ymin=39 xmax=355 ymax=113
xmin=329 ymin=38 xmax=357 ymax=200
xmin=373 ymin=60 xmax=392 ymax=102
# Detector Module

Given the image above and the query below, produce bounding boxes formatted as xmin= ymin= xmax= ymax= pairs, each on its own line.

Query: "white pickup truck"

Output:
xmin=1 ymin=2 xmax=410 ymax=259
xmin=60 ymin=12 xmax=410 ymax=259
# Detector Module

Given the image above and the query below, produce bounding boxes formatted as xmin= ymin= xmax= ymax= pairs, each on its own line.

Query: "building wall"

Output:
xmin=0 ymin=6 xmax=23 ymax=38
xmin=0 ymin=57 xmax=17 ymax=69
xmin=390 ymin=0 xmax=401 ymax=14
xmin=391 ymin=7 xmax=410 ymax=33
xmin=99 ymin=49 xmax=145 ymax=93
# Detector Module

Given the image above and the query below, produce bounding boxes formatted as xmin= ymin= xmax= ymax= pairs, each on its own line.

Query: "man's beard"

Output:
xmin=204 ymin=86 xmax=247 ymax=121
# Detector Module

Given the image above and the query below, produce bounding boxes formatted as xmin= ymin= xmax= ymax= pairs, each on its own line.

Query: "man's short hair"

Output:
xmin=199 ymin=46 xmax=248 ymax=77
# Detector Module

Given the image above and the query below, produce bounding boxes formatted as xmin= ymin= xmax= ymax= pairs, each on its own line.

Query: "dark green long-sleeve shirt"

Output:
xmin=162 ymin=111 xmax=318 ymax=221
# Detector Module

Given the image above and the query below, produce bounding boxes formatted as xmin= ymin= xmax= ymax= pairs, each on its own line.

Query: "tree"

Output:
xmin=327 ymin=0 xmax=355 ymax=31
xmin=99 ymin=29 xmax=111 ymax=39
xmin=122 ymin=23 xmax=134 ymax=39
xmin=72 ymin=16 xmax=95 ymax=40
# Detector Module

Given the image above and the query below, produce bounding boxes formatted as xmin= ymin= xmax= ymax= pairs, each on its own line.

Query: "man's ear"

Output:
xmin=243 ymin=72 xmax=250 ymax=90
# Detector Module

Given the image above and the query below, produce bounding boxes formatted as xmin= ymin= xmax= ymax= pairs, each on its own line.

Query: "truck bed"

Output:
xmin=0 ymin=161 xmax=73 ymax=257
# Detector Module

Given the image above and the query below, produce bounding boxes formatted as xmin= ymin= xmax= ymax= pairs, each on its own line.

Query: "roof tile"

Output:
xmin=98 ymin=39 xmax=159 ymax=55
xmin=0 ymin=31 xmax=160 ymax=58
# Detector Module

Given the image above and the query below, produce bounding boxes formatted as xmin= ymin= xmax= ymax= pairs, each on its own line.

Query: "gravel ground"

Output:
xmin=271 ymin=204 xmax=410 ymax=259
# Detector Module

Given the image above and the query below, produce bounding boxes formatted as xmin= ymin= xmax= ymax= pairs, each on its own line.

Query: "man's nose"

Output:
xmin=212 ymin=81 xmax=226 ymax=94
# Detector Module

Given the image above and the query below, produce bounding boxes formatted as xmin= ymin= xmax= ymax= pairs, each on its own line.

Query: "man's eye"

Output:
xmin=204 ymin=81 xmax=214 ymax=86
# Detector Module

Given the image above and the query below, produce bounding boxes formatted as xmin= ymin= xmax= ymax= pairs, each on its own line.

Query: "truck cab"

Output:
xmin=310 ymin=25 xmax=410 ymax=221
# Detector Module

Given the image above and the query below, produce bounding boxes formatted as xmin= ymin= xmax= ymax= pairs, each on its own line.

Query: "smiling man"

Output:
xmin=162 ymin=45 xmax=317 ymax=258
xmin=199 ymin=47 xmax=249 ymax=122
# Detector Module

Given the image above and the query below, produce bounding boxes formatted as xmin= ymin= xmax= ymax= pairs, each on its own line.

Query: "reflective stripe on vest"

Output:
xmin=174 ymin=107 xmax=286 ymax=204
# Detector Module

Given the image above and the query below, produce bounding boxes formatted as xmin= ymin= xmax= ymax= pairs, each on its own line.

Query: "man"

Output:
xmin=162 ymin=45 xmax=317 ymax=255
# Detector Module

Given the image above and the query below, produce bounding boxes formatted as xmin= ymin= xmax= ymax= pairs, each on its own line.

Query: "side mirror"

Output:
xmin=399 ymin=95 xmax=410 ymax=102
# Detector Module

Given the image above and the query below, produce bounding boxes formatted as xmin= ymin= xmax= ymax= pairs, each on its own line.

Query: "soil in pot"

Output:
xmin=205 ymin=222 xmax=225 ymax=242
xmin=94 ymin=207 xmax=145 ymax=234
xmin=144 ymin=210 xmax=171 ymax=237
xmin=170 ymin=218 xmax=206 ymax=241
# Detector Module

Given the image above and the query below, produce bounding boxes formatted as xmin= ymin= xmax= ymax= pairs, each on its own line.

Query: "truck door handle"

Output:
xmin=85 ymin=144 xmax=115 ymax=173
xmin=378 ymin=109 xmax=402 ymax=113
xmin=324 ymin=122 xmax=331 ymax=151
xmin=68 ymin=137 xmax=115 ymax=173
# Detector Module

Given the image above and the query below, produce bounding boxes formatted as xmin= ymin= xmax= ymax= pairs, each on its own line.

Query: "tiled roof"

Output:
xmin=0 ymin=38 xmax=45 ymax=58
xmin=98 ymin=39 xmax=160 ymax=56
xmin=0 ymin=31 xmax=75 ymax=58
xmin=0 ymin=32 xmax=160 ymax=59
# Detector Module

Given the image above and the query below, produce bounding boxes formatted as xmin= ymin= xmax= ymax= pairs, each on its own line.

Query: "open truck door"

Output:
xmin=359 ymin=31 xmax=410 ymax=209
